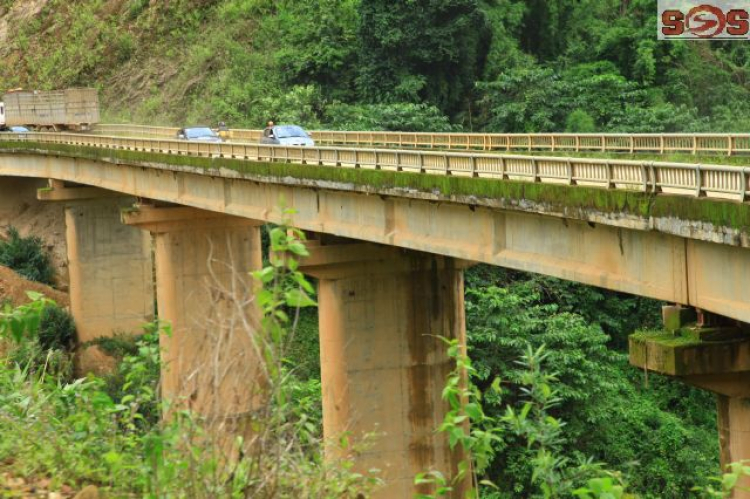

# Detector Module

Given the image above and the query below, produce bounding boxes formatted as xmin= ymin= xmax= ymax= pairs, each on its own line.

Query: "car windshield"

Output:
xmin=184 ymin=127 xmax=216 ymax=139
xmin=274 ymin=125 xmax=309 ymax=139
xmin=10 ymin=127 xmax=28 ymax=132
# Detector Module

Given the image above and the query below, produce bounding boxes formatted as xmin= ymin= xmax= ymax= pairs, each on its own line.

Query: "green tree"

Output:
xmin=356 ymin=0 xmax=490 ymax=116
xmin=464 ymin=267 xmax=719 ymax=498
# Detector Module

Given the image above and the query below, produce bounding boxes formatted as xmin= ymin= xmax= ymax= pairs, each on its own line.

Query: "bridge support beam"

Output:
xmin=123 ymin=204 xmax=264 ymax=434
xmin=301 ymin=241 xmax=469 ymax=499
xmin=45 ymin=182 xmax=155 ymax=374
xmin=630 ymin=307 xmax=750 ymax=498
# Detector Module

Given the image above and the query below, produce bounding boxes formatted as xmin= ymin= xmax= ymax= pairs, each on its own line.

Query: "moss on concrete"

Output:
xmin=630 ymin=330 xmax=702 ymax=348
xmin=2 ymin=140 xmax=750 ymax=231
xmin=520 ymin=150 xmax=750 ymax=168
xmin=651 ymin=195 xmax=750 ymax=230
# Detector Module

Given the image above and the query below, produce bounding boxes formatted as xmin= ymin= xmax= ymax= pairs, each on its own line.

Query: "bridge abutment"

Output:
xmin=301 ymin=241 xmax=470 ymax=498
xmin=42 ymin=182 xmax=155 ymax=374
xmin=631 ymin=306 xmax=750 ymax=498
xmin=123 ymin=204 xmax=264 ymax=435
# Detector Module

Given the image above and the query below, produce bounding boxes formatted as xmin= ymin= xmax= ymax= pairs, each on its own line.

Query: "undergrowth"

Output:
xmin=0 ymin=226 xmax=55 ymax=286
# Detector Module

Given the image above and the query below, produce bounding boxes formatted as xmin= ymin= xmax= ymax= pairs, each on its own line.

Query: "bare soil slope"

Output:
xmin=0 ymin=265 xmax=69 ymax=307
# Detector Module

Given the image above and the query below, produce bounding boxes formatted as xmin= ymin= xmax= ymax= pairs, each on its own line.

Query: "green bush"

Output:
xmin=0 ymin=293 xmax=74 ymax=378
xmin=38 ymin=305 xmax=76 ymax=352
xmin=0 ymin=227 xmax=55 ymax=285
xmin=566 ymin=109 xmax=597 ymax=133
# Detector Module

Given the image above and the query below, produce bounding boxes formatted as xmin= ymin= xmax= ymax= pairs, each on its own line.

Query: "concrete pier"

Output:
xmin=302 ymin=242 xmax=469 ymax=498
xmin=124 ymin=204 xmax=264 ymax=431
xmin=45 ymin=183 xmax=155 ymax=374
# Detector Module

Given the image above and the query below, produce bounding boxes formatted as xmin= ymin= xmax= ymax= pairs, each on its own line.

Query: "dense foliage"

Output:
xmin=2 ymin=0 xmax=748 ymax=131
xmin=464 ymin=266 xmax=718 ymax=498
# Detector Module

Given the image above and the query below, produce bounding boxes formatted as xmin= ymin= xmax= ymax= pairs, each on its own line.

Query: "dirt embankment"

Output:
xmin=0 ymin=178 xmax=69 ymax=290
xmin=0 ymin=265 xmax=68 ymax=308
xmin=0 ymin=204 xmax=69 ymax=290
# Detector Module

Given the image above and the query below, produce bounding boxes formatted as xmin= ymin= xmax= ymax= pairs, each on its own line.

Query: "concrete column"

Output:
xmin=687 ymin=373 xmax=750 ymax=499
xmin=301 ymin=242 xmax=469 ymax=499
xmin=42 ymin=183 xmax=155 ymax=374
xmin=123 ymin=205 xmax=264 ymax=432
xmin=631 ymin=307 xmax=750 ymax=498
xmin=718 ymin=395 xmax=750 ymax=482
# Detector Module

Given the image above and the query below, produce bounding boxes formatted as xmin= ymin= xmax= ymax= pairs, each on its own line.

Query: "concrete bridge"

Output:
xmin=2 ymin=132 xmax=750 ymax=497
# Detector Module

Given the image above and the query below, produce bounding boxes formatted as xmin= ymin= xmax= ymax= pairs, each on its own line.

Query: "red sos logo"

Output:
xmin=662 ymin=4 xmax=750 ymax=38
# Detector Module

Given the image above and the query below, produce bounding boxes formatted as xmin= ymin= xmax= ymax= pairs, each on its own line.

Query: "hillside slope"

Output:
xmin=1 ymin=0 xmax=748 ymax=132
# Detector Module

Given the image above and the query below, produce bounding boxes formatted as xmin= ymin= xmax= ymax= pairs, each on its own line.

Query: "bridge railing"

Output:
xmin=91 ymin=124 xmax=750 ymax=155
xmin=2 ymin=131 xmax=748 ymax=201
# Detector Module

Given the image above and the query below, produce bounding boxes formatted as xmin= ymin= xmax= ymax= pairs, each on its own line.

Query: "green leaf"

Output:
xmin=285 ymin=288 xmax=317 ymax=308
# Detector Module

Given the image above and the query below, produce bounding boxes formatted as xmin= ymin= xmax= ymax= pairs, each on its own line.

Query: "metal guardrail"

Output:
xmin=2 ymin=131 xmax=748 ymax=202
xmin=91 ymin=124 xmax=750 ymax=156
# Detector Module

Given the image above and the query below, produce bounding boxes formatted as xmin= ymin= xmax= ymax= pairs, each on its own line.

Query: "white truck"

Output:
xmin=0 ymin=88 xmax=100 ymax=131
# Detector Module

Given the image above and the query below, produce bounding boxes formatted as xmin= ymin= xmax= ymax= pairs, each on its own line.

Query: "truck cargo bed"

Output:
xmin=3 ymin=88 xmax=99 ymax=129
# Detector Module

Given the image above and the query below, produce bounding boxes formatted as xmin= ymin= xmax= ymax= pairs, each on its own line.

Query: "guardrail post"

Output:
xmin=575 ymin=135 xmax=580 ymax=152
xmin=551 ymin=135 xmax=556 ymax=153
xmin=741 ymin=169 xmax=748 ymax=202
xmin=605 ymin=161 xmax=613 ymax=188
xmin=334 ymin=149 xmax=340 ymax=166
xmin=601 ymin=135 xmax=606 ymax=152
xmin=531 ymin=158 xmax=539 ymax=182
xmin=630 ymin=136 xmax=635 ymax=154
xmin=527 ymin=134 xmax=532 ymax=152
xmin=444 ymin=155 xmax=451 ymax=176
xmin=567 ymin=159 xmax=574 ymax=185
xmin=500 ymin=157 xmax=507 ymax=179
xmin=471 ymin=156 xmax=478 ymax=178
xmin=693 ymin=136 xmax=698 ymax=155
xmin=418 ymin=153 xmax=425 ymax=173
xmin=695 ymin=165 xmax=703 ymax=197
xmin=396 ymin=152 xmax=403 ymax=172
xmin=729 ymin=136 xmax=733 ymax=157
xmin=650 ymin=162 xmax=661 ymax=193
xmin=660 ymin=136 xmax=665 ymax=154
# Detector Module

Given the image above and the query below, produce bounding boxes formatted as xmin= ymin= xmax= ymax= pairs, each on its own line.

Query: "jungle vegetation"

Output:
xmin=0 ymin=0 xmax=743 ymax=497
xmin=0 ymin=0 xmax=748 ymax=133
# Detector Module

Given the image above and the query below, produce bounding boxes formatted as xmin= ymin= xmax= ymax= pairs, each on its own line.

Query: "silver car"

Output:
xmin=177 ymin=126 xmax=223 ymax=143
xmin=260 ymin=125 xmax=315 ymax=147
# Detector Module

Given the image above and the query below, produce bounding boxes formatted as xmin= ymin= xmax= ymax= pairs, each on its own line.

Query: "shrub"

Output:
xmin=0 ymin=227 xmax=55 ymax=285
xmin=0 ymin=293 xmax=74 ymax=378
xmin=566 ymin=109 xmax=597 ymax=133
xmin=38 ymin=305 xmax=76 ymax=351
